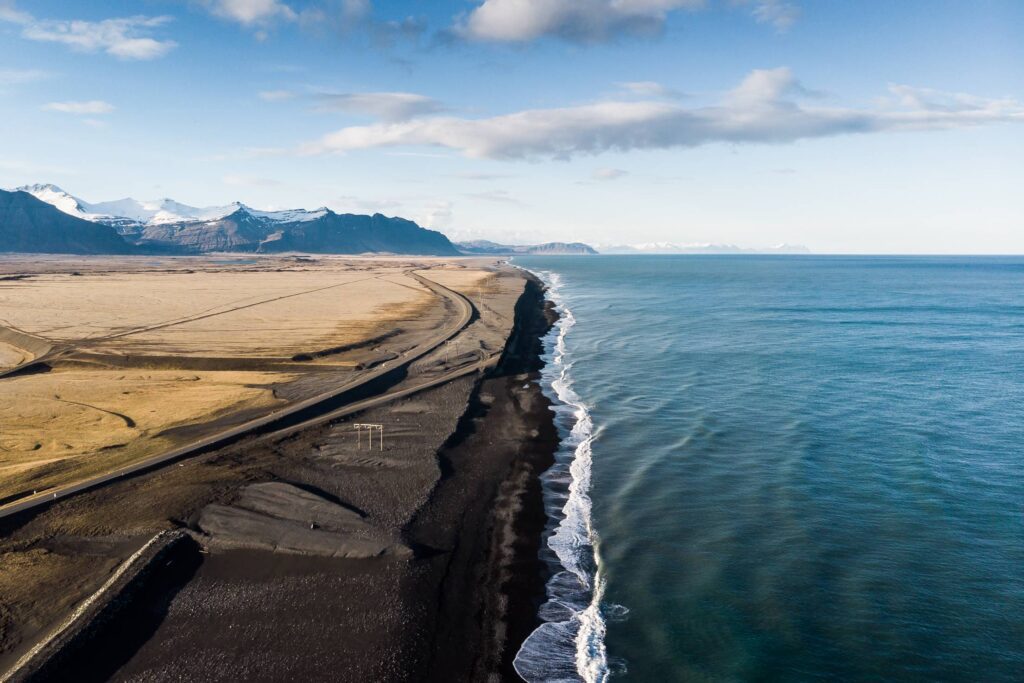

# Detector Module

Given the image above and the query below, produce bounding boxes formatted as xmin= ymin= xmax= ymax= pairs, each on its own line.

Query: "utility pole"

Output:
xmin=445 ymin=340 xmax=459 ymax=363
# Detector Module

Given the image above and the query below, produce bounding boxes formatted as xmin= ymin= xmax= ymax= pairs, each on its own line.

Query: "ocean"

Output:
xmin=511 ymin=256 xmax=1024 ymax=682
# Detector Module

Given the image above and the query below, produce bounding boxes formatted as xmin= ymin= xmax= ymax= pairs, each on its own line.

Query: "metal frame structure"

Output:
xmin=354 ymin=423 xmax=384 ymax=451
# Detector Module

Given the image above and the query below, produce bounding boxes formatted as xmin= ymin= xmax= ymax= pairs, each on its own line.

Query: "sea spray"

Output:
xmin=513 ymin=270 xmax=611 ymax=683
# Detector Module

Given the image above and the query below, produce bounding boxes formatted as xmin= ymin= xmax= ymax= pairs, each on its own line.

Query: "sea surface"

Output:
xmin=512 ymin=256 xmax=1024 ymax=682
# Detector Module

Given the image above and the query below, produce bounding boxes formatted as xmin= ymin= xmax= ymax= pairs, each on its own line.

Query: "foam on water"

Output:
xmin=513 ymin=270 xmax=613 ymax=683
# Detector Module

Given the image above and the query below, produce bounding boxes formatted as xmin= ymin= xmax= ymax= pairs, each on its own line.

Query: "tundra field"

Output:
xmin=0 ymin=254 xmax=504 ymax=507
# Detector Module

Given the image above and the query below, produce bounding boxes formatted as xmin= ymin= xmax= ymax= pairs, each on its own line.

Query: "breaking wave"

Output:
xmin=513 ymin=270 xmax=613 ymax=683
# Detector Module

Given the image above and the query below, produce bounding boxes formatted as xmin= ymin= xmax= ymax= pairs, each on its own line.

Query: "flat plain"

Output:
xmin=0 ymin=254 xmax=539 ymax=681
xmin=0 ymin=254 xmax=492 ymax=505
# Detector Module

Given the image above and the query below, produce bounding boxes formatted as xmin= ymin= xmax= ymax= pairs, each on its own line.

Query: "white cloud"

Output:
xmin=0 ymin=67 xmax=50 ymax=86
xmin=592 ymin=168 xmax=629 ymax=181
xmin=259 ymin=89 xmax=296 ymax=101
xmin=313 ymin=91 xmax=445 ymax=121
xmin=748 ymin=0 xmax=799 ymax=31
xmin=885 ymin=84 xmax=1017 ymax=113
xmin=298 ymin=68 xmax=1024 ymax=160
xmin=454 ymin=0 xmax=806 ymax=42
xmin=0 ymin=2 xmax=31 ymax=24
xmin=43 ymin=100 xmax=115 ymax=115
xmin=724 ymin=65 xmax=809 ymax=106
xmin=0 ymin=3 xmax=177 ymax=60
xmin=456 ymin=0 xmax=705 ymax=43
xmin=203 ymin=0 xmax=297 ymax=26
xmin=417 ymin=200 xmax=454 ymax=229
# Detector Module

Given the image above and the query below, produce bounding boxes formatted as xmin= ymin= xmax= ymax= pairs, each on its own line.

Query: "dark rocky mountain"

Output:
xmin=136 ymin=208 xmax=279 ymax=253
xmin=262 ymin=212 xmax=460 ymax=255
xmin=0 ymin=189 xmax=134 ymax=254
xmin=136 ymin=208 xmax=459 ymax=255
xmin=1 ymin=188 xmax=461 ymax=256
xmin=456 ymin=240 xmax=597 ymax=255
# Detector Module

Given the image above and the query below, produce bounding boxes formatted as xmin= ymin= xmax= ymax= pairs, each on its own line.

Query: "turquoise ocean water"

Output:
xmin=512 ymin=256 xmax=1024 ymax=682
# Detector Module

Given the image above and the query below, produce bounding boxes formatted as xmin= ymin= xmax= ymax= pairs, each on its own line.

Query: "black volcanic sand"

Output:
xmin=3 ymin=276 xmax=557 ymax=682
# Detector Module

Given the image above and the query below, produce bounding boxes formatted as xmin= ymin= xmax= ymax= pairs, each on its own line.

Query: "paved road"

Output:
xmin=0 ymin=269 xmax=476 ymax=520
xmin=259 ymin=348 xmax=501 ymax=443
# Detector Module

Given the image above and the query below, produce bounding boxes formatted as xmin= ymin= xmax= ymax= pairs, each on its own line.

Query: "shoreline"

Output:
xmin=0 ymin=266 xmax=559 ymax=681
xmin=405 ymin=272 xmax=560 ymax=679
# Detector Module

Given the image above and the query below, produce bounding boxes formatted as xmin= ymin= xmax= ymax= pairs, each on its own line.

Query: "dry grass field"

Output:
xmin=0 ymin=255 xmax=492 ymax=503
xmin=0 ymin=342 xmax=30 ymax=369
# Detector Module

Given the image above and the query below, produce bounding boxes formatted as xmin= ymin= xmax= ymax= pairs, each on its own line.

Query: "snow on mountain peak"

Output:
xmin=18 ymin=183 xmax=67 ymax=194
xmin=15 ymin=183 xmax=96 ymax=220
xmin=11 ymin=183 xmax=333 ymax=227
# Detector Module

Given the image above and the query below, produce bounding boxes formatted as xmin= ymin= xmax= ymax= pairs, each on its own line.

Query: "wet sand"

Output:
xmin=0 ymin=271 xmax=556 ymax=681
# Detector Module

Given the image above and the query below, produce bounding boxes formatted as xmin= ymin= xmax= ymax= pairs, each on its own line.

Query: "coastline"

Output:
xmin=512 ymin=268 xmax=609 ymax=683
xmin=0 ymin=266 xmax=560 ymax=682
xmin=403 ymin=273 xmax=560 ymax=679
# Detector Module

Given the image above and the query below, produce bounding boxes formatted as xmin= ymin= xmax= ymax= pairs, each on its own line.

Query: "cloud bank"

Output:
xmin=299 ymin=68 xmax=1024 ymax=160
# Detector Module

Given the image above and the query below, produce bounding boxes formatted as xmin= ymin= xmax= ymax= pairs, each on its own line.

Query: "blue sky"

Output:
xmin=1 ymin=0 xmax=1022 ymax=252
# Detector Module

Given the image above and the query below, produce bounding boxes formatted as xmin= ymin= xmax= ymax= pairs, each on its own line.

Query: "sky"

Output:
xmin=0 ymin=0 xmax=1022 ymax=253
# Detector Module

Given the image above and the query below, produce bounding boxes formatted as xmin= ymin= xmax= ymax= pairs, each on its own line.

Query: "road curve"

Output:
xmin=0 ymin=268 xmax=475 ymax=520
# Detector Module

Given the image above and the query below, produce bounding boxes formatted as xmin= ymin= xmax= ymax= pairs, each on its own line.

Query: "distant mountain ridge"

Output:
xmin=597 ymin=242 xmax=811 ymax=254
xmin=4 ymin=184 xmax=459 ymax=256
xmin=457 ymin=240 xmax=597 ymax=255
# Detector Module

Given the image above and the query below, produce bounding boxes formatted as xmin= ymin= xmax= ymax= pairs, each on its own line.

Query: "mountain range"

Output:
xmin=4 ymin=184 xmax=459 ymax=256
xmin=596 ymin=242 xmax=810 ymax=254
xmin=2 ymin=184 xmax=805 ymax=258
xmin=455 ymin=240 xmax=598 ymax=255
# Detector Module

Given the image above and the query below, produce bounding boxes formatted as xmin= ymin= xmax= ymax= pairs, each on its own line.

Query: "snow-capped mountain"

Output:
xmin=15 ymin=183 xmax=103 ymax=221
xmin=87 ymin=197 xmax=237 ymax=226
xmin=16 ymin=184 xmax=237 ymax=227
xmin=4 ymin=183 xmax=460 ymax=256
xmin=13 ymin=184 xmax=328 ymax=228
xmin=245 ymin=206 xmax=329 ymax=223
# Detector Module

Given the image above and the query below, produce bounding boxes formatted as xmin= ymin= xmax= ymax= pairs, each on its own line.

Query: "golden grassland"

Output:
xmin=0 ymin=255 xmax=493 ymax=502
xmin=0 ymin=368 xmax=296 ymax=493
xmin=0 ymin=342 xmax=31 ymax=369
xmin=0 ymin=268 xmax=434 ymax=356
